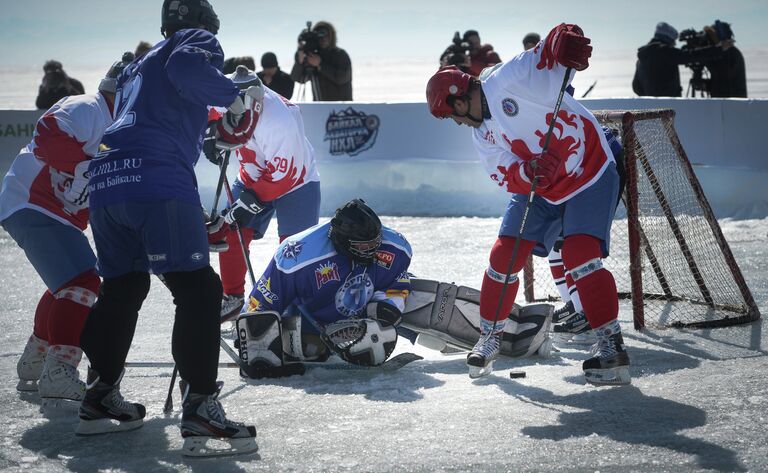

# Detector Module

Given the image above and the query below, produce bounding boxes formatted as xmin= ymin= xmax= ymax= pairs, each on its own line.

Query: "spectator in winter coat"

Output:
xmin=463 ymin=30 xmax=502 ymax=77
xmin=258 ymin=52 xmax=295 ymax=99
xmin=290 ymin=21 xmax=352 ymax=101
xmin=703 ymin=23 xmax=747 ymax=98
xmin=35 ymin=60 xmax=85 ymax=109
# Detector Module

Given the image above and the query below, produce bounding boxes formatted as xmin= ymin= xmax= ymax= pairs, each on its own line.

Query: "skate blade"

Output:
xmin=584 ymin=366 xmax=631 ymax=386
xmin=551 ymin=332 xmax=595 ymax=346
xmin=75 ymin=418 xmax=144 ymax=436
xmin=40 ymin=397 xmax=82 ymax=418
xmin=468 ymin=360 xmax=495 ymax=379
xmin=16 ymin=379 xmax=39 ymax=392
xmin=182 ymin=436 xmax=258 ymax=458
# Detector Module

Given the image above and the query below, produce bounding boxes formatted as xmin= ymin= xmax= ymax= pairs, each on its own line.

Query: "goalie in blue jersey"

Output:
xmin=235 ymin=199 xmax=413 ymax=377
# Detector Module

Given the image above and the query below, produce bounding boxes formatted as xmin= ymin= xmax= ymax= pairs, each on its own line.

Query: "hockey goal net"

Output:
xmin=522 ymin=109 xmax=760 ymax=329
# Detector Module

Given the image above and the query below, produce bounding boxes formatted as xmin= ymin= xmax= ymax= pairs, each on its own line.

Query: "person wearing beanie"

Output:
xmin=258 ymin=52 xmax=295 ymax=99
xmin=632 ymin=21 xmax=731 ymax=97
xmin=35 ymin=60 xmax=85 ymax=109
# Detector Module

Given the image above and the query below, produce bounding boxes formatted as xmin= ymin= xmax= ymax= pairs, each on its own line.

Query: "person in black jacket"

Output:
xmin=632 ymin=22 xmax=730 ymax=97
xmin=258 ymin=52 xmax=295 ymax=99
xmin=703 ymin=22 xmax=747 ymax=98
xmin=290 ymin=21 xmax=352 ymax=101
xmin=35 ymin=60 xmax=85 ymax=109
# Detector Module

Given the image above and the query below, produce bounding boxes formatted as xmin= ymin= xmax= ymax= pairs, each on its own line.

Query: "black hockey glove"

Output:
xmin=222 ymin=188 xmax=265 ymax=226
xmin=365 ymin=301 xmax=403 ymax=326
xmin=203 ymin=120 xmax=222 ymax=165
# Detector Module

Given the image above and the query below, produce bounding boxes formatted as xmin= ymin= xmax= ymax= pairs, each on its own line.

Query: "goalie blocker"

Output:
xmin=235 ymin=311 xmax=398 ymax=379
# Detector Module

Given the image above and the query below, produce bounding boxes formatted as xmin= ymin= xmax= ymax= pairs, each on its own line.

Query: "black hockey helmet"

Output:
xmin=161 ymin=0 xmax=220 ymax=38
xmin=98 ymin=51 xmax=135 ymax=94
xmin=329 ymin=199 xmax=382 ymax=265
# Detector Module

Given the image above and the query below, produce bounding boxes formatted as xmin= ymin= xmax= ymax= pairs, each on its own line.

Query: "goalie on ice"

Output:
xmin=235 ymin=199 xmax=554 ymax=378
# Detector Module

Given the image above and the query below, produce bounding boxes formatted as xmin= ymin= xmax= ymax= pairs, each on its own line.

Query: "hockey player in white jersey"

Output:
xmin=426 ymin=23 xmax=630 ymax=385
xmin=0 ymin=52 xmax=131 ymax=411
xmin=206 ymin=65 xmax=321 ymax=321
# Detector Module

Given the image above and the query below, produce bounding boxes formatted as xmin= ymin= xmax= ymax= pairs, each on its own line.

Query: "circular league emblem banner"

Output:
xmin=324 ymin=107 xmax=380 ymax=156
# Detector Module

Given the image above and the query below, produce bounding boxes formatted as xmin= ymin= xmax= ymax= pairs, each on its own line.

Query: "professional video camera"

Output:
xmin=298 ymin=21 xmax=322 ymax=55
xmin=679 ymin=20 xmax=733 ymax=97
xmin=440 ymin=31 xmax=472 ymax=68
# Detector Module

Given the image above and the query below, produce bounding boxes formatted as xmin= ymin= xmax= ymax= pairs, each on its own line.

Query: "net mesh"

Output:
xmin=523 ymin=109 xmax=759 ymax=329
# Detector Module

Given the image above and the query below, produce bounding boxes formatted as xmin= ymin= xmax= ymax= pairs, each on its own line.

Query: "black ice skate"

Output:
xmin=466 ymin=319 xmax=504 ymax=379
xmin=76 ymin=368 xmax=146 ymax=435
xmin=552 ymin=307 xmax=596 ymax=345
xmin=582 ymin=321 xmax=631 ymax=386
xmin=180 ymin=382 xmax=257 ymax=457
xmin=552 ymin=300 xmax=576 ymax=324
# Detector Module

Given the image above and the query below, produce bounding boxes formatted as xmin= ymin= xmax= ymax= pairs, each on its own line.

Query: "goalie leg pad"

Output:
xmin=236 ymin=311 xmax=285 ymax=378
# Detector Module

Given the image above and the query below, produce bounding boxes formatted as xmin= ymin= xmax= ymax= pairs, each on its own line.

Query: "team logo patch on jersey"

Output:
xmin=375 ymin=250 xmax=395 ymax=269
xmin=501 ymin=98 xmax=519 ymax=117
xmin=256 ymin=277 xmax=278 ymax=304
xmin=247 ymin=296 xmax=262 ymax=312
xmin=335 ymin=272 xmax=374 ymax=317
xmin=315 ymin=262 xmax=341 ymax=289
xmin=324 ymin=107 xmax=380 ymax=156
xmin=281 ymin=241 xmax=304 ymax=260
xmin=190 ymin=252 xmax=205 ymax=261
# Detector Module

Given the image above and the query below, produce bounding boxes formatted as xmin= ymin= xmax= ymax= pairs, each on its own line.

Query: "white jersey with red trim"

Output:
xmin=471 ymin=39 xmax=614 ymax=205
xmin=235 ymin=87 xmax=319 ymax=202
xmin=0 ymin=93 xmax=113 ymax=230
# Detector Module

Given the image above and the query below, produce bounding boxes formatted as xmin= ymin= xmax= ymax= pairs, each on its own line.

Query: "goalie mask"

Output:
xmin=161 ymin=0 xmax=220 ymax=37
xmin=329 ymin=199 xmax=382 ymax=265
xmin=98 ymin=51 xmax=135 ymax=94
xmin=322 ymin=319 xmax=397 ymax=366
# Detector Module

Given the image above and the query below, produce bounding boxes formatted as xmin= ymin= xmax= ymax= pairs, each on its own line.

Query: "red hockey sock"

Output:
xmin=33 ymin=291 xmax=55 ymax=341
xmin=219 ymin=226 xmax=254 ymax=296
xmin=479 ymin=237 xmax=536 ymax=322
xmin=48 ymin=269 xmax=100 ymax=346
xmin=561 ymin=234 xmax=618 ymax=329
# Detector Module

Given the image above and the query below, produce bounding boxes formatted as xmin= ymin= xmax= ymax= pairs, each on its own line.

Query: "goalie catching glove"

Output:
xmin=222 ymin=188 xmax=265 ymax=226
xmin=321 ymin=318 xmax=398 ymax=366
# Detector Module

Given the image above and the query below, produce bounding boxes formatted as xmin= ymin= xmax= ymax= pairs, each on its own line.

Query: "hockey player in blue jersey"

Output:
xmin=235 ymin=199 xmax=412 ymax=376
xmin=78 ymin=0 xmax=259 ymax=457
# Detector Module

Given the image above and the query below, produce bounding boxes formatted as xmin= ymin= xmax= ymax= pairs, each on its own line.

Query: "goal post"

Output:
xmin=522 ymin=109 xmax=760 ymax=330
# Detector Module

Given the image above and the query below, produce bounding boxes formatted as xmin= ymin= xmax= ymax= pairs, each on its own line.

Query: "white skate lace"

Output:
xmin=205 ymin=397 xmax=245 ymax=427
xmin=472 ymin=332 xmax=500 ymax=358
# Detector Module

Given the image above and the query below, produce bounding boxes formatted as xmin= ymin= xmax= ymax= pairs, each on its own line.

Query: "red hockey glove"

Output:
xmin=550 ymin=23 xmax=592 ymax=71
xmin=524 ymin=148 xmax=565 ymax=190
xmin=216 ymin=83 xmax=264 ymax=147
xmin=205 ymin=211 xmax=229 ymax=252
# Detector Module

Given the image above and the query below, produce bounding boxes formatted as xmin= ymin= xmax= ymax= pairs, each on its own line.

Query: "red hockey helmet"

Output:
xmin=426 ymin=66 xmax=473 ymax=118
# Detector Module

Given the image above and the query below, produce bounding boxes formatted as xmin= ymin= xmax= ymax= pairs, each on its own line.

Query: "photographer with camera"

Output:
xmin=463 ymin=30 xmax=501 ymax=77
xmin=703 ymin=21 xmax=746 ymax=98
xmin=290 ymin=21 xmax=352 ymax=101
xmin=632 ymin=21 xmax=730 ymax=97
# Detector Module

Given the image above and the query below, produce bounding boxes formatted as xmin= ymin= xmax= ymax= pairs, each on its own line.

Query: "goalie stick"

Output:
xmin=126 ymin=353 xmax=423 ymax=373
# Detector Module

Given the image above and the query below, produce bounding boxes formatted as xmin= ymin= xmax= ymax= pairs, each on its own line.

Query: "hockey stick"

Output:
xmin=222 ymin=173 xmax=257 ymax=287
xmin=162 ymin=147 xmax=232 ymax=415
xmin=489 ymin=67 xmax=573 ymax=334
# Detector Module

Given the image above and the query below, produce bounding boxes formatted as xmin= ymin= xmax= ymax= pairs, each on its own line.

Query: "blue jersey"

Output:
xmin=88 ymin=29 xmax=239 ymax=208
xmin=246 ymin=222 xmax=413 ymax=328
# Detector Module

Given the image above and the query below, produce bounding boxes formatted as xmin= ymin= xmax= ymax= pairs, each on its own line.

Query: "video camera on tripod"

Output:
xmin=440 ymin=31 xmax=472 ymax=68
xmin=679 ymin=20 xmax=733 ymax=97
xmin=298 ymin=21 xmax=323 ymax=55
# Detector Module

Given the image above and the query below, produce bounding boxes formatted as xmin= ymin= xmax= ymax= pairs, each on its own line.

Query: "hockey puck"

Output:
xmin=509 ymin=370 xmax=527 ymax=379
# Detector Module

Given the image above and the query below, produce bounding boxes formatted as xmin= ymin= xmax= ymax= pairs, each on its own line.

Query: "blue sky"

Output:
xmin=1 ymin=0 xmax=766 ymax=69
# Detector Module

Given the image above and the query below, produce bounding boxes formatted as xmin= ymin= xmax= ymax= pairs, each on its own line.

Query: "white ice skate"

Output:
xmin=16 ymin=334 xmax=48 ymax=392
xmin=220 ymin=294 xmax=245 ymax=323
xmin=38 ymin=345 xmax=85 ymax=415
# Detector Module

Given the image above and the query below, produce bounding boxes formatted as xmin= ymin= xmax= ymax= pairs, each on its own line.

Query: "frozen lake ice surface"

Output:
xmin=1 ymin=216 xmax=766 ymax=472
